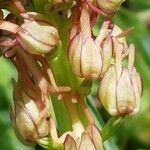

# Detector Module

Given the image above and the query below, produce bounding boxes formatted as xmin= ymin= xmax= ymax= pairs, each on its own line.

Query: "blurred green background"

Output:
xmin=0 ymin=0 xmax=150 ymax=150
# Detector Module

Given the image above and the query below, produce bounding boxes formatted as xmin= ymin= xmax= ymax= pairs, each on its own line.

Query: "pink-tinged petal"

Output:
xmin=95 ymin=31 xmax=108 ymax=48
xmin=17 ymin=32 xmax=53 ymax=54
xmin=96 ymin=21 xmax=110 ymax=39
xmin=80 ymin=5 xmax=91 ymax=38
xmin=85 ymin=0 xmax=107 ymax=16
xmin=116 ymin=69 xmax=135 ymax=115
xmin=111 ymin=25 xmax=127 ymax=45
xmin=68 ymin=33 xmax=82 ymax=64
xmin=22 ymin=21 xmax=59 ymax=46
xmin=20 ymin=12 xmax=51 ymax=24
xmin=79 ymin=132 xmax=96 ymax=150
xmin=64 ymin=135 xmax=77 ymax=150
xmin=0 ymin=37 xmax=17 ymax=48
xmin=128 ymin=44 xmax=135 ymax=70
xmin=69 ymin=33 xmax=83 ymax=77
xmin=101 ymin=36 xmax=112 ymax=76
xmin=0 ymin=20 xmax=22 ymax=34
xmin=98 ymin=66 xmax=118 ymax=116
xmin=130 ymin=68 xmax=142 ymax=115
xmin=81 ymin=37 xmax=102 ymax=79
xmin=69 ymin=25 xmax=78 ymax=41
xmin=12 ymin=0 xmax=25 ymax=13
xmin=15 ymin=105 xmax=39 ymax=141
xmin=113 ymin=38 xmax=123 ymax=78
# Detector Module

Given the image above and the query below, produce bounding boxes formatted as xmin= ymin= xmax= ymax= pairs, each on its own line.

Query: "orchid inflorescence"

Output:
xmin=0 ymin=0 xmax=142 ymax=149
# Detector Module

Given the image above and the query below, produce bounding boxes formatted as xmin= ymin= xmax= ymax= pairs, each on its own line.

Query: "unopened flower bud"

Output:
xmin=10 ymin=80 xmax=50 ymax=142
xmin=96 ymin=0 xmax=125 ymax=14
xmin=68 ymin=5 xmax=102 ymax=79
xmin=98 ymin=42 xmax=142 ymax=116
xmin=64 ymin=124 xmax=103 ymax=150
xmin=16 ymin=12 xmax=59 ymax=55
xmin=69 ymin=33 xmax=102 ymax=79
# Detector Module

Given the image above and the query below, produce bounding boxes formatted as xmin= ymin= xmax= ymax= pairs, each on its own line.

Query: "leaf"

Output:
xmin=101 ymin=117 xmax=125 ymax=142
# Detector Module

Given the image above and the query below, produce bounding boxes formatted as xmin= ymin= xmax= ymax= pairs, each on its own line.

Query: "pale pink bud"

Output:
xmin=98 ymin=43 xmax=142 ymax=116
xmin=17 ymin=16 xmax=59 ymax=54
xmin=14 ymin=12 xmax=59 ymax=55
xmin=69 ymin=33 xmax=102 ymax=79
xmin=68 ymin=5 xmax=103 ymax=79
xmin=64 ymin=124 xmax=103 ymax=150
xmin=10 ymin=80 xmax=50 ymax=142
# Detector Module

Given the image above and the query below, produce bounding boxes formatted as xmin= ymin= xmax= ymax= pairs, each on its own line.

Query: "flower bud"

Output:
xmin=98 ymin=42 xmax=142 ymax=116
xmin=96 ymin=0 xmax=125 ymax=14
xmin=69 ymin=33 xmax=102 ymax=79
xmin=17 ymin=19 xmax=59 ymax=55
xmin=64 ymin=124 xmax=103 ymax=150
xmin=13 ymin=12 xmax=59 ymax=55
xmin=68 ymin=5 xmax=102 ymax=79
xmin=10 ymin=80 xmax=49 ymax=142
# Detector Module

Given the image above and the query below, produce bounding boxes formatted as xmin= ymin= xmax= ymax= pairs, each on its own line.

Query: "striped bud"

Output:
xmin=64 ymin=124 xmax=103 ymax=150
xmin=98 ymin=42 xmax=142 ymax=116
xmin=10 ymin=80 xmax=50 ymax=142
xmin=68 ymin=5 xmax=103 ymax=79
xmin=17 ymin=12 xmax=59 ymax=55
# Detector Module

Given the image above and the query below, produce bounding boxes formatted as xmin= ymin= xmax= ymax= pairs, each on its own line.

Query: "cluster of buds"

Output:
xmin=68 ymin=2 xmax=142 ymax=116
xmin=0 ymin=0 xmax=142 ymax=149
xmin=98 ymin=43 xmax=142 ymax=116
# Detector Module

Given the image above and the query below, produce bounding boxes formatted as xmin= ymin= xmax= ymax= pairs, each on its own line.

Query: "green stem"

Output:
xmin=46 ymin=14 xmax=93 ymax=139
xmin=63 ymin=96 xmax=85 ymax=138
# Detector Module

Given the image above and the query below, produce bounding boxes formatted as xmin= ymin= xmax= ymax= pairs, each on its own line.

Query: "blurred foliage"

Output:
xmin=0 ymin=0 xmax=150 ymax=150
